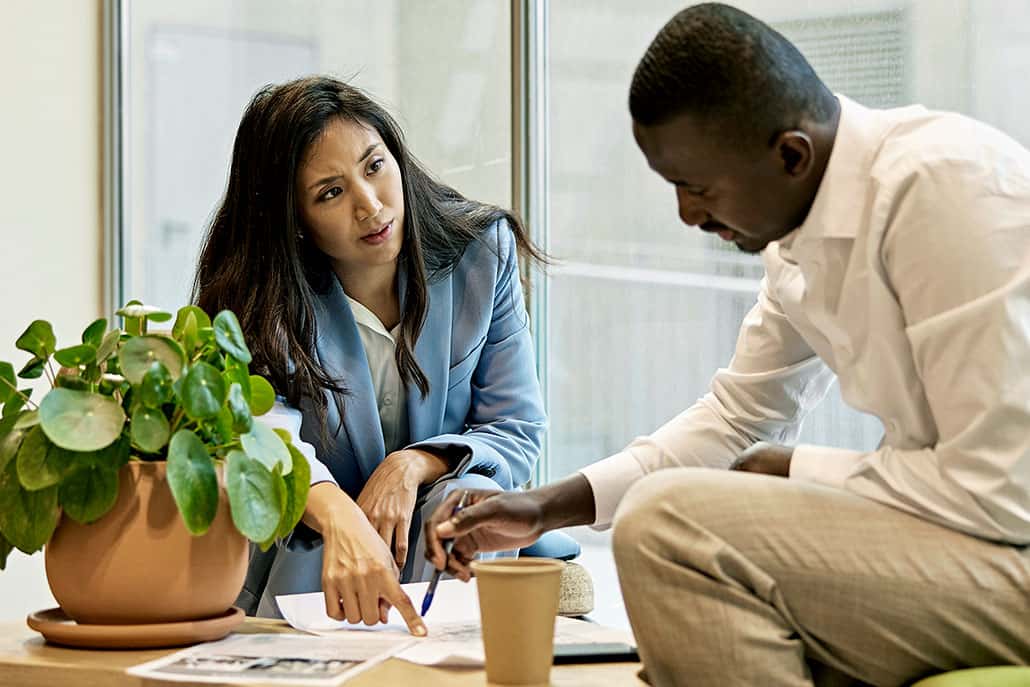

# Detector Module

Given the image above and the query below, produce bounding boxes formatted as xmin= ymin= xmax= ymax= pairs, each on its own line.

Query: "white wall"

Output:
xmin=0 ymin=0 xmax=102 ymax=621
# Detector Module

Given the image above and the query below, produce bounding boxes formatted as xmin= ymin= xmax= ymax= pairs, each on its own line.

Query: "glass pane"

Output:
xmin=546 ymin=0 xmax=1029 ymax=480
xmin=124 ymin=0 xmax=510 ymax=311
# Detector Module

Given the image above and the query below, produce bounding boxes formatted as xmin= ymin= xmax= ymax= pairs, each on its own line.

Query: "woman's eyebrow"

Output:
xmin=307 ymin=143 xmax=382 ymax=190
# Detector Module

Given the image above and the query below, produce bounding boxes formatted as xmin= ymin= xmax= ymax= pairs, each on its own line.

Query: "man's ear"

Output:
xmin=774 ymin=130 xmax=814 ymax=177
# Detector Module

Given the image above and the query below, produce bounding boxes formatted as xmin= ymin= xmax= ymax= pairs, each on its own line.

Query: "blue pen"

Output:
xmin=420 ymin=490 xmax=470 ymax=617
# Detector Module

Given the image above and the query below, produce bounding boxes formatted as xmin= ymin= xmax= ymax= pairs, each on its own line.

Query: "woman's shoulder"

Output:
xmin=459 ymin=217 xmax=517 ymax=278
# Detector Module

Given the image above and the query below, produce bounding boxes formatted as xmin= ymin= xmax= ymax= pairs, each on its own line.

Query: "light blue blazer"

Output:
xmin=298 ymin=219 xmax=545 ymax=498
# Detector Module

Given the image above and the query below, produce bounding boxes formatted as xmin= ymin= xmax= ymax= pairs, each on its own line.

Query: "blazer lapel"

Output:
xmin=403 ymin=266 xmax=451 ymax=443
xmin=315 ymin=278 xmax=386 ymax=483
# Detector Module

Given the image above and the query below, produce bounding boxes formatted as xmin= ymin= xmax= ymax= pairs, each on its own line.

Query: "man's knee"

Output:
xmin=611 ymin=468 xmax=732 ymax=567
xmin=612 ymin=471 xmax=683 ymax=566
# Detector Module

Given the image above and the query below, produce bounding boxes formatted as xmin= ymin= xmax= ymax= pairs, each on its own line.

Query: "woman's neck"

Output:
xmin=335 ymin=261 xmax=401 ymax=330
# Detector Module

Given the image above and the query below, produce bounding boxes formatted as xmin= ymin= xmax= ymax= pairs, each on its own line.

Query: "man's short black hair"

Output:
xmin=629 ymin=3 xmax=836 ymax=144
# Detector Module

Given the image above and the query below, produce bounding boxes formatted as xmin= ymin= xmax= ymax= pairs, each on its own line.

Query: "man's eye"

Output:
xmin=320 ymin=186 xmax=343 ymax=201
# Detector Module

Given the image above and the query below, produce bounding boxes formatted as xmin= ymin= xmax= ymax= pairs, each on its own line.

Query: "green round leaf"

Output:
xmin=0 ymin=459 xmax=59 ymax=553
xmin=55 ymin=374 xmax=90 ymax=391
xmin=130 ymin=407 xmax=170 ymax=454
xmin=81 ymin=432 xmax=130 ymax=470
xmin=59 ymin=463 xmax=119 ymax=524
xmin=0 ymin=423 xmax=25 ymax=474
xmin=197 ymin=326 xmax=216 ymax=347
xmin=181 ymin=361 xmax=227 ymax=420
xmin=167 ymin=429 xmax=219 ymax=535
xmin=139 ymin=361 xmax=173 ymax=409
xmin=173 ymin=305 xmax=211 ymax=338
xmin=227 ymin=383 xmax=253 ymax=433
xmin=240 ymin=422 xmax=291 ymax=475
xmin=119 ymin=335 xmax=185 ymax=385
xmin=226 ymin=450 xmax=282 ymax=543
xmin=277 ymin=443 xmax=311 ymax=539
xmin=207 ymin=405 xmax=234 ymax=445
xmin=13 ymin=410 xmax=39 ymax=431
xmin=16 ymin=320 xmax=55 ymax=359
xmin=147 ymin=311 xmax=173 ymax=323
xmin=16 ymin=426 xmax=76 ymax=490
xmin=0 ymin=362 xmax=16 ymax=405
xmin=213 ymin=311 xmax=252 ymax=364
xmin=81 ymin=318 xmax=108 ymax=347
xmin=0 ymin=533 xmax=12 ymax=571
xmin=38 ymin=388 xmax=126 ymax=451
xmin=2 ymin=389 xmax=32 ymax=419
xmin=18 ymin=358 xmax=46 ymax=380
xmin=95 ymin=329 xmax=121 ymax=364
xmin=54 ymin=344 xmax=97 ymax=367
xmin=248 ymin=375 xmax=276 ymax=416
xmin=223 ymin=356 xmax=251 ymax=401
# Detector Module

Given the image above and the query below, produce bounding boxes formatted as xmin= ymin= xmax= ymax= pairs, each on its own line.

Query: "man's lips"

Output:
xmin=699 ymin=221 xmax=736 ymax=242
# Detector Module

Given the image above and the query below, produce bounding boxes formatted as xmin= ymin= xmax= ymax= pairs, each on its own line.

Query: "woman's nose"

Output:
xmin=354 ymin=182 xmax=384 ymax=221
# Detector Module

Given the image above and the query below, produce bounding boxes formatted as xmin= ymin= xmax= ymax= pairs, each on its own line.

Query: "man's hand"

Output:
xmin=729 ymin=442 xmax=794 ymax=477
xmin=423 ymin=489 xmax=547 ymax=580
xmin=424 ymin=474 xmax=597 ymax=581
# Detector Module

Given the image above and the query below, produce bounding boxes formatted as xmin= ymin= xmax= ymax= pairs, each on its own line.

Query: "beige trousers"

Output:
xmin=611 ymin=469 xmax=1030 ymax=687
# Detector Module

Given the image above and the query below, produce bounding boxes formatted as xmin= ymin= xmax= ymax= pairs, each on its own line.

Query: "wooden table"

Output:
xmin=0 ymin=617 xmax=645 ymax=686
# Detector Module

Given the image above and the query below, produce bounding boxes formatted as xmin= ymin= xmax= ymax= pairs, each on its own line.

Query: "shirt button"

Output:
xmin=383 ymin=395 xmax=393 ymax=406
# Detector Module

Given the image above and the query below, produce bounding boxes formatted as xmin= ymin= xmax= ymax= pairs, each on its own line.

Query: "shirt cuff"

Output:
xmin=790 ymin=444 xmax=865 ymax=489
xmin=579 ymin=452 xmax=647 ymax=530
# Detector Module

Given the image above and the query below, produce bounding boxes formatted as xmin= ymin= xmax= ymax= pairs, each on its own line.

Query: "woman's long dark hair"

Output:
xmin=193 ymin=75 xmax=545 ymax=434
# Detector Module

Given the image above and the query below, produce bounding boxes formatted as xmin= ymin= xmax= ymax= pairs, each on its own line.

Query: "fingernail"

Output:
xmin=436 ymin=522 xmax=455 ymax=537
xmin=414 ymin=624 xmax=427 ymax=637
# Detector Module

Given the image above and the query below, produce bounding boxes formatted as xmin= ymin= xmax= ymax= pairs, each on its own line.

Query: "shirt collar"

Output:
xmin=790 ymin=94 xmax=892 ymax=245
xmin=344 ymin=293 xmax=398 ymax=342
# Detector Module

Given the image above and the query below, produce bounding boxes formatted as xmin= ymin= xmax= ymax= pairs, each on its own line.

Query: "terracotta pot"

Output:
xmin=45 ymin=461 xmax=248 ymax=625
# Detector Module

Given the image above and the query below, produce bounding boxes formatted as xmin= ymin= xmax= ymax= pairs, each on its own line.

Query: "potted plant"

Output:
xmin=0 ymin=302 xmax=309 ymax=640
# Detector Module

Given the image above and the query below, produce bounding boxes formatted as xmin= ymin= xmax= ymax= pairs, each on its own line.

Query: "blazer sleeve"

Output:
xmin=409 ymin=222 xmax=545 ymax=489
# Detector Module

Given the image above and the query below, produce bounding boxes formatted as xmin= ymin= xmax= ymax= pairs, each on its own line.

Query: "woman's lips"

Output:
xmin=361 ymin=221 xmax=393 ymax=245
xmin=717 ymin=229 xmax=736 ymax=241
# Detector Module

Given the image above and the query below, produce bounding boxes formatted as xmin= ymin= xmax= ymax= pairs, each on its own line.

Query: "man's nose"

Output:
xmin=676 ymin=189 xmax=707 ymax=227
xmin=354 ymin=181 xmax=384 ymax=221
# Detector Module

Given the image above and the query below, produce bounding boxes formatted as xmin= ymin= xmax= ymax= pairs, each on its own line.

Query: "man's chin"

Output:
xmin=734 ymin=238 xmax=767 ymax=254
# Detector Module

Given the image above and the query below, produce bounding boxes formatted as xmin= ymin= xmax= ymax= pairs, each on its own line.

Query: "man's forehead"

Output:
xmin=634 ymin=119 xmax=706 ymax=180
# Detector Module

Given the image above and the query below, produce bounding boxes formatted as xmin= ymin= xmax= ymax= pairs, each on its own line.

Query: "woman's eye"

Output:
xmin=369 ymin=158 xmax=384 ymax=174
xmin=320 ymin=186 xmax=343 ymax=202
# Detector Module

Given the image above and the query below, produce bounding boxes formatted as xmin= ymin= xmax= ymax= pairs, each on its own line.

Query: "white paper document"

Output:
xmin=126 ymin=633 xmax=412 ymax=685
xmin=276 ymin=579 xmax=633 ymax=668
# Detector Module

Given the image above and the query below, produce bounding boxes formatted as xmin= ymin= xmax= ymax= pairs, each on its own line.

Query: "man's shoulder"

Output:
xmin=870 ymin=107 xmax=1030 ymax=189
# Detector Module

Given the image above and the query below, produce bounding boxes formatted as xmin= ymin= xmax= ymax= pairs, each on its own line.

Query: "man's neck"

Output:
xmin=794 ymin=97 xmax=843 ymax=227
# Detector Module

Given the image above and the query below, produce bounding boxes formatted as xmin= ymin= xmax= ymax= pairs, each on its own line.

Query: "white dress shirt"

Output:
xmin=581 ymin=95 xmax=1030 ymax=545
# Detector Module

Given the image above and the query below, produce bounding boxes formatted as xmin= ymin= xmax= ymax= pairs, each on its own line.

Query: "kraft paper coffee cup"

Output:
xmin=471 ymin=558 xmax=565 ymax=686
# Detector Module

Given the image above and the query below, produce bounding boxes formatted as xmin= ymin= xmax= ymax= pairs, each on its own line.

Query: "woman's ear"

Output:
xmin=774 ymin=130 xmax=814 ymax=177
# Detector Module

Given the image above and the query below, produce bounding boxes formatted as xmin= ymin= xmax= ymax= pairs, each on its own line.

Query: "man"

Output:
xmin=425 ymin=3 xmax=1030 ymax=686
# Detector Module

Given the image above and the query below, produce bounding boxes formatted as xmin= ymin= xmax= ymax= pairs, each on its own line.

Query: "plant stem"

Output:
xmin=0 ymin=377 xmax=39 ymax=410
xmin=170 ymin=407 xmax=185 ymax=433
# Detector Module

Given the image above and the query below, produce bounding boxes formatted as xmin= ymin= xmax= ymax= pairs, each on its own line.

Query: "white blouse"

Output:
xmin=344 ymin=294 xmax=409 ymax=454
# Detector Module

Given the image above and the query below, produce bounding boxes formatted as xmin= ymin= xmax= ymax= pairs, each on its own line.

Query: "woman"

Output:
xmin=193 ymin=76 xmax=550 ymax=635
